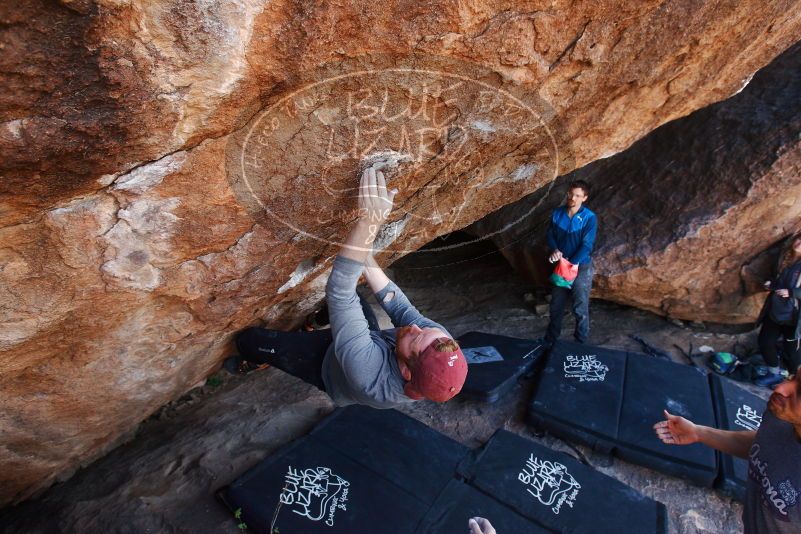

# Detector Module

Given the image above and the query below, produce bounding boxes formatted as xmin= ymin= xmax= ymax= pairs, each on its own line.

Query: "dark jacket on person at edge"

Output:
xmin=757 ymin=259 xmax=801 ymax=343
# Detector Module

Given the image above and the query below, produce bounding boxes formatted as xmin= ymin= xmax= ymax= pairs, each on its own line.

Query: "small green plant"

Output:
xmin=234 ymin=507 xmax=247 ymax=531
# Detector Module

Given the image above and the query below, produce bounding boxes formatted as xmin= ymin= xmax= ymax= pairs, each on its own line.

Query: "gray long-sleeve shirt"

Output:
xmin=320 ymin=255 xmax=450 ymax=408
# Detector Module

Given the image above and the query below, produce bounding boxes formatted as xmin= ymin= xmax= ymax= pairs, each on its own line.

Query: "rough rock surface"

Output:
xmin=0 ymin=240 xmax=764 ymax=533
xmin=472 ymin=40 xmax=801 ymax=323
xmin=3 ymin=0 xmax=801 ymax=506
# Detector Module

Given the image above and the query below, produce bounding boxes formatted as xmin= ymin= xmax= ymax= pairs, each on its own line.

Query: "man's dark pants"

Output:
xmin=235 ymin=291 xmax=381 ymax=390
xmin=758 ymin=316 xmax=801 ymax=371
xmin=545 ymin=261 xmax=593 ymax=344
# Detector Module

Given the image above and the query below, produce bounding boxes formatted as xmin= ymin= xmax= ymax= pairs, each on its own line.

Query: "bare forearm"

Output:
xmin=339 ymin=219 xmax=378 ymax=264
xmin=697 ymin=427 xmax=757 ymax=459
xmin=364 ymin=255 xmax=391 ymax=294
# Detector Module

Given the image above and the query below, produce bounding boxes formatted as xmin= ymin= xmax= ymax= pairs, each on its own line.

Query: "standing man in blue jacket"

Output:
xmin=544 ymin=180 xmax=597 ymax=345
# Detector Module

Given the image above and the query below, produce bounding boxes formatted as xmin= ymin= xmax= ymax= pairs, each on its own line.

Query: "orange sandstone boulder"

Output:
xmin=2 ymin=0 xmax=801 ymax=505
xmin=472 ymin=41 xmax=801 ymax=324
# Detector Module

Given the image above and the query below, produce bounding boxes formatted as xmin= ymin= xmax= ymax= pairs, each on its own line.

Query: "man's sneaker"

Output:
xmin=754 ymin=371 xmax=785 ymax=388
xmin=223 ymin=355 xmax=269 ymax=376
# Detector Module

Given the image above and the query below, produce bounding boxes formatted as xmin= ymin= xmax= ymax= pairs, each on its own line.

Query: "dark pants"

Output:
xmin=545 ymin=262 xmax=593 ymax=344
xmin=235 ymin=291 xmax=381 ymax=390
xmin=758 ymin=316 xmax=801 ymax=372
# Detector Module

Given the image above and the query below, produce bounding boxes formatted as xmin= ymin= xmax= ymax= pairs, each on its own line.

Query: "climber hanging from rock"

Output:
xmin=227 ymin=165 xmax=468 ymax=408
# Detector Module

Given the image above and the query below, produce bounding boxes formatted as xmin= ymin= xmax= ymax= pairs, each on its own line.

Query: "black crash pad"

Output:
xmin=457 ymin=331 xmax=545 ymax=403
xmin=420 ymin=480 xmax=550 ymax=533
xmin=459 ymin=430 xmax=667 ymax=533
xmin=528 ymin=340 xmax=627 ymax=453
xmin=710 ymin=374 xmax=766 ymax=501
xmin=219 ymin=406 xmax=471 ymax=533
xmin=528 ymin=341 xmax=718 ymax=487
xmin=219 ymin=436 xmax=428 ymax=534
xmin=617 ymin=352 xmax=718 ymax=486
xmin=310 ymin=405 xmax=469 ymax=504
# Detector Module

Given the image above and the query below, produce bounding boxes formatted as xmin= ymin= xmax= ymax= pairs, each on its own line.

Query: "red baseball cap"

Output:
xmin=404 ymin=338 xmax=468 ymax=402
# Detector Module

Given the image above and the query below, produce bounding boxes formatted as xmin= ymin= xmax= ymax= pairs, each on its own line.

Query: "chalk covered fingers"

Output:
xmin=358 ymin=166 xmax=397 ymax=226
xmin=653 ymin=409 xmax=700 ymax=445
xmin=339 ymin=167 xmax=398 ymax=262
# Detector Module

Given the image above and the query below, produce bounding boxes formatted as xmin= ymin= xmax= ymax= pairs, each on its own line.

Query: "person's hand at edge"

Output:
xmin=653 ymin=409 xmax=700 ymax=445
xmin=468 ymin=517 xmax=496 ymax=534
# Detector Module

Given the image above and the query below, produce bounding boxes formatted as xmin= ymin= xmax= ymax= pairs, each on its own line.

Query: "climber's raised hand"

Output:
xmin=358 ymin=166 xmax=397 ymax=226
xmin=339 ymin=166 xmax=398 ymax=262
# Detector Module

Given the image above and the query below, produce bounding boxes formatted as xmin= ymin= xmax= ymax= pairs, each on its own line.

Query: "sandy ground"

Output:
xmin=0 ymin=236 xmax=768 ymax=533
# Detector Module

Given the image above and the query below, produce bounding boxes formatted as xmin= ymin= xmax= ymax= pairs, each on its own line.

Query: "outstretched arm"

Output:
xmin=325 ymin=168 xmax=398 ymax=384
xmin=653 ymin=410 xmax=756 ymax=459
xmin=364 ymin=255 xmax=447 ymax=332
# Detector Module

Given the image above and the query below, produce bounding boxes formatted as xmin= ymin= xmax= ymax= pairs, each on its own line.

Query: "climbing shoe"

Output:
xmin=754 ymin=370 xmax=786 ymax=388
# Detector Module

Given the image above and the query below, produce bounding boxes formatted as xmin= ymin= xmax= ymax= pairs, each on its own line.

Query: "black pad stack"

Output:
xmin=529 ymin=340 xmax=626 ymax=453
xmin=220 ymin=436 xmax=427 ymax=533
xmin=710 ymin=374 xmax=766 ymax=501
xmin=457 ymin=332 xmax=545 ymax=403
xmin=220 ymin=405 xmax=670 ymax=533
xmin=617 ymin=353 xmax=718 ymax=486
xmin=459 ymin=430 xmax=667 ymax=533
xmin=528 ymin=341 xmax=718 ymax=487
xmin=219 ymin=406 xmax=469 ymax=534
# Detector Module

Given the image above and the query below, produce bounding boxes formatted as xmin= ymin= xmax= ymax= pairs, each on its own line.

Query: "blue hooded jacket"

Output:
xmin=546 ymin=205 xmax=597 ymax=265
